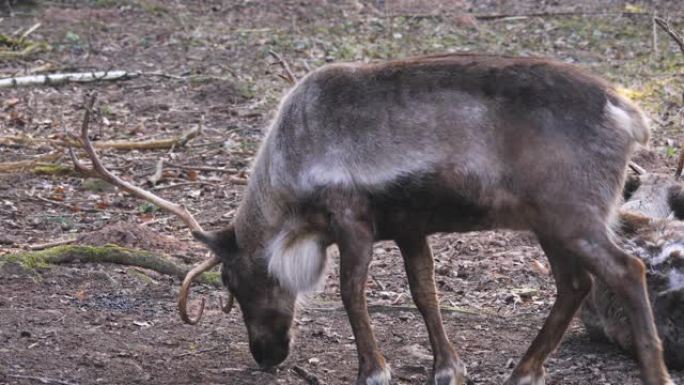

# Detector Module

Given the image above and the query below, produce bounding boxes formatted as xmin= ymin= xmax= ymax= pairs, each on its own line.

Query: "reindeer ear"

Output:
xmin=192 ymin=226 xmax=238 ymax=256
xmin=668 ymin=185 xmax=684 ymax=220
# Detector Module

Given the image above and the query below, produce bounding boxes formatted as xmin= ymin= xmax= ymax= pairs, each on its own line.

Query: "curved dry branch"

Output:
xmin=268 ymin=50 xmax=298 ymax=85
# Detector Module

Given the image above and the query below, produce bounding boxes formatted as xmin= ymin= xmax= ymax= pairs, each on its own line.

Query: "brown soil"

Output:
xmin=1 ymin=1 xmax=684 ymax=384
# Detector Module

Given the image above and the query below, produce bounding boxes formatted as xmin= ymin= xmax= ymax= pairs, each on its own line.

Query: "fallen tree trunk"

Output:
xmin=0 ymin=245 xmax=222 ymax=287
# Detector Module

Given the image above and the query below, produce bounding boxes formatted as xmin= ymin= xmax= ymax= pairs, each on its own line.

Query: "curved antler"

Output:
xmin=178 ymin=256 xmax=223 ymax=324
xmin=219 ymin=293 xmax=235 ymax=314
xmin=68 ymin=92 xmax=232 ymax=325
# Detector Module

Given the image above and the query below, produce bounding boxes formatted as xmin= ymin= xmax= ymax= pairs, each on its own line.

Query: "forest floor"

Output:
xmin=1 ymin=1 xmax=684 ymax=384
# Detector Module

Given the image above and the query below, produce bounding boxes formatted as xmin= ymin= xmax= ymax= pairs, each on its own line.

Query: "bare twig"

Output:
xmin=292 ymin=365 xmax=324 ymax=385
xmin=629 ymin=162 xmax=647 ymax=176
xmin=166 ymin=163 xmax=238 ymax=173
xmin=1 ymin=126 xmax=201 ymax=151
xmin=228 ymin=175 xmax=248 ymax=185
xmin=652 ymin=12 xmax=659 ymax=59
xmin=147 ymin=159 xmax=165 ymax=185
xmin=6 ymin=374 xmax=78 ymax=385
xmin=654 ymin=17 xmax=684 ymax=56
xmin=172 ymin=347 xmax=224 ymax=358
xmin=0 ymin=152 xmax=61 ymax=173
xmin=20 ymin=22 xmax=42 ymax=40
xmin=152 ymin=181 xmax=220 ymax=191
xmin=28 ymin=238 xmax=77 ymax=251
xmin=268 ymin=50 xmax=297 ymax=85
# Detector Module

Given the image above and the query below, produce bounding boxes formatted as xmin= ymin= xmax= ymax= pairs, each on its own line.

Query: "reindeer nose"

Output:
xmin=250 ymin=336 xmax=290 ymax=368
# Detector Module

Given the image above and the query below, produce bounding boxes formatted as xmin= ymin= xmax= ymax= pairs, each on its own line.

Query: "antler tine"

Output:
xmin=219 ymin=292 xmax=235 ymax=314
xmin=675 ymin=143 xmax=684 ymax=179
xmin=178 ymin=256 xmax=222 ymax=324
xmin=70 ymin=93 xmax=202 ymax=232
xmin=629 ymin=161 xmax=647 ymax=176
xmin=68 ymin=92 xmax=230 ymax=325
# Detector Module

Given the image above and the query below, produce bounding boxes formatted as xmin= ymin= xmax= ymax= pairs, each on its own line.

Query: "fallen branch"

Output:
xmin=391 ymin=10 xmax=659 ymax=21
xmin=292 ymin=365 xmax=324 ymax=385
xmin=654 ymin=17 xmax=684 ymax=56
xmin=305 ymin=303 xmax=486 ymax=318
xmin=268 ymin=50 xmax=298 ymax=85
xmin=28 ymin=238 xmax=77 ymax=251
xmin=165 ymin=163 xmax=239 ymax=173
xmin=0 ymin=70 xmax=140 ymax=88
xmin=474 ymin=10 xmax=652 ymax=20
xmin=152 ymin=181 xmax=220 ymax=191
xmin=0 ymin=152 xmax=61 ymax=173
xmin=6 ymin=373 xmax=78 ymax=385
xmin=1 ymin=125 xmax=201 ymax=151
xmin=0 ymin=245 xmax=222 ymax=287
xmin=228 ymin=175 xmax=248 ymax=185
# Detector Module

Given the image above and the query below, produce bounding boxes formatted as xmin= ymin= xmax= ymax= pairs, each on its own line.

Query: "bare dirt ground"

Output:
xmin=1 ymin=1 xmax=684 ymax=384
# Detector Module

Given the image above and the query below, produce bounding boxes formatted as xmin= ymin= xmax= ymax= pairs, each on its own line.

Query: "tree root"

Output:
xmin=0 ymin=244 xmax=222 ymax=287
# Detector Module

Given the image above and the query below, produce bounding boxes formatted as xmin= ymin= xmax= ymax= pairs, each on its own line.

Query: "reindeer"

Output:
xmin=582 ymin=159 xmax=684 ymax=370
xmin=72 ymin=54 xmax=675 ymax=385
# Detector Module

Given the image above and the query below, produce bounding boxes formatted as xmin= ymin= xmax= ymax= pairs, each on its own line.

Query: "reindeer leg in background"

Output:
xmin=330 ymin=195 xmax=390 ymax=385
xmin=504 ymin=239 xmax=593 ymax=385
xmin=397 ymin=235 xmax=467 ymax=385
xmin=564 ymin=228 xmax=672 ymax=385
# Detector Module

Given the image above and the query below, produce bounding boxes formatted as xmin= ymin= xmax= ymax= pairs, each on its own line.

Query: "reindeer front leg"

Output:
xmin=332 ymin=203 xmax=391 ymax=385
xmin=397 ymin=236 xmax=467 ymax=385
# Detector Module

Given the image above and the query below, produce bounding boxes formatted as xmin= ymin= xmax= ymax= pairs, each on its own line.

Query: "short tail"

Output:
xmin=605 ymin=96 xmax=651 ymax=146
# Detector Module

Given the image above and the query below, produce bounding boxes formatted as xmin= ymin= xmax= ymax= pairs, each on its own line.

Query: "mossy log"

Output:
xmin=0 ymin=245 xmax=222 ymax=287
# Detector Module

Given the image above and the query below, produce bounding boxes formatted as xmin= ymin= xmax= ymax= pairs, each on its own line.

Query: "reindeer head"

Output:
xmin=179 ymin=227 xmax=297 ymax=369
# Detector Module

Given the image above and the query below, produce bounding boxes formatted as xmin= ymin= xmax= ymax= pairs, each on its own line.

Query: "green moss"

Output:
xmin=32 ymin=163 xmax=73 ymax=176
xmin=200 ymin=271 xmax=222 ymax=287
xmin=2 ymin=250 xmax=52 ymax=269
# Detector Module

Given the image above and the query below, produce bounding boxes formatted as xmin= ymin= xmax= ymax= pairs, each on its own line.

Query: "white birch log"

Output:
xmin=0 ymin=70 xmax=140 ymax=88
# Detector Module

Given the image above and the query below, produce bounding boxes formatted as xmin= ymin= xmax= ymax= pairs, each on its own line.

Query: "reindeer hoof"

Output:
xmin=357 ymin=366 xmax=391 ymax=385
xmin=431 ymin=359 xmax=468 ymax=385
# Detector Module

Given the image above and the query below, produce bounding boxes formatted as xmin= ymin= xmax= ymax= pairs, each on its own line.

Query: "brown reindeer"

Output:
xmin=582 ymin=160 xmax=684 ymax=370
xmin=73 ymin=54 xmax=675 ymax=385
